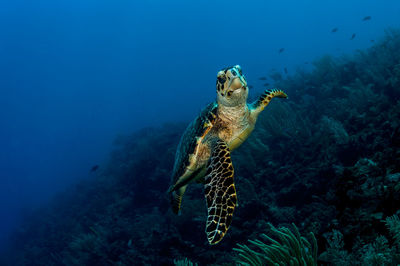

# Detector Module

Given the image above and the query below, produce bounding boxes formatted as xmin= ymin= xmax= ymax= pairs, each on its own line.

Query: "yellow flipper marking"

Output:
xmin=254 ymin=89 xmax=288 ymax=112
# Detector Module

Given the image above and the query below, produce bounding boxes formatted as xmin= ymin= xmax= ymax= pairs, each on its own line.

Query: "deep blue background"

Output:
xmin=0 ymin=0 xmax=399 ymax=249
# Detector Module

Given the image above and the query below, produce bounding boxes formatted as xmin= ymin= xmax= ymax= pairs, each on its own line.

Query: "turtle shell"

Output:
xmin=171 ymin=102 xmax=218 ymax=185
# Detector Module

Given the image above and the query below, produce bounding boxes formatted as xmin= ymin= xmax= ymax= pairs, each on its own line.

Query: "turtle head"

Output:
xmin=216 ymin=65 xmax=248 ymax=107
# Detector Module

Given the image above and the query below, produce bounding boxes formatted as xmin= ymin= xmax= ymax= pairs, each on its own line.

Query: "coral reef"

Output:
xmin=1 ymin=29 xmax=400 ymax=265
xmin=320 ymin=213 xmax=400 ymax=265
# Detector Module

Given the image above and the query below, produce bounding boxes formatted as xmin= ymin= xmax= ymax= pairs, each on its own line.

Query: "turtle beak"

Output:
xmin=226 ymin=77 xmax=247 ymax=97
xmin=229 ymin=77 xmax=245 ymax=91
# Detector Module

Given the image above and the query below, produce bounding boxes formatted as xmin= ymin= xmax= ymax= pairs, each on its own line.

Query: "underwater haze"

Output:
xmin=1 ymin=0 xmax=400 ymax=264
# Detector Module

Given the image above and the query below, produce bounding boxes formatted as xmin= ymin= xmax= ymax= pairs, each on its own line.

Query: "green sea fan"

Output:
xmin=233 ymin=223 xmax=317 ymax=266
xmin=385 ymin=213 xmax=400 ymax=249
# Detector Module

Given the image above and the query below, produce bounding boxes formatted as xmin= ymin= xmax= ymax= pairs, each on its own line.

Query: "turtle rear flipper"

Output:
xmin=170 ymin=185 xmax=187 ymax=215
xmin=204 ymin=139 xmax=237 ymax=245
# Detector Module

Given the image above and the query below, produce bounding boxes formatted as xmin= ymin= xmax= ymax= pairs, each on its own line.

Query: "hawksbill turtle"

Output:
xmin=168 ymin=65 xmax=288 ymax=245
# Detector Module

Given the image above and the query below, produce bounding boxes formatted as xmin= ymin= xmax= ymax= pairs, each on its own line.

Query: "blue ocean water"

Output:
xmin=1 ymin=0 xmax=400 ymax=264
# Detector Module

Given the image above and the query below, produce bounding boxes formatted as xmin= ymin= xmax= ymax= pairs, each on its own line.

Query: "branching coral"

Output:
xmin=321 ymin=213 xmax=400 ymax=265
xmin=259 ymin=102 xmax=312 ymax=140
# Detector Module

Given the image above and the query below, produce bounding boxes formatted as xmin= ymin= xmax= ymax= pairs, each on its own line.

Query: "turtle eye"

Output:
xmin=227 ymin=91 xmax=232 ymax=97
xmin=218 ymin=76 xmax=226 ymax=84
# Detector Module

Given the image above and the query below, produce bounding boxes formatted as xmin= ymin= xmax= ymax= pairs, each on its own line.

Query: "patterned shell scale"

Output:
xmin=171 ymin=102 xmax=218 ymax=184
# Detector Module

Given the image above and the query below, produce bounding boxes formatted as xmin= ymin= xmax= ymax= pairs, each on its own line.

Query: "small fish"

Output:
xmin=284 ymin=67 xmax=288 ymax=74
xmin=269 ymin=71 xmax=282 ymax=81
xmin=263 ymin=83 xmax=270 ymax=87
xmin=90 ymin=165 xmax=99 ymax=172
xmin=362 ymin=16 xmax=371 ymax=21
xmin=370 ymin=39 xmax=375 ymax=43
xmin=331 ymin=27 xmax=338 ymax=33
xmin=258 ymin=77 xmax=267 ymax=80
xmin=248 ymin=85 xmax=254 ymax=89
xmin=278 ymin=48 xmax=285 ymax=53
xmin=350 ymin=33 xmax=356 ymax=40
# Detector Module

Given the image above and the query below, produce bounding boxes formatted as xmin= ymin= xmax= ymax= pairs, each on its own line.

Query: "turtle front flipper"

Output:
xmin=204 ymin=139 xmax=237 ymax=245
xmin=250 ymin=89 xmax=288 ymax=119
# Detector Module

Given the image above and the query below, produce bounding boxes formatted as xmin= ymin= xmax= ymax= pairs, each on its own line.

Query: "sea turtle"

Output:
xmin=168 ymin=65 xmax=288 ymax=245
